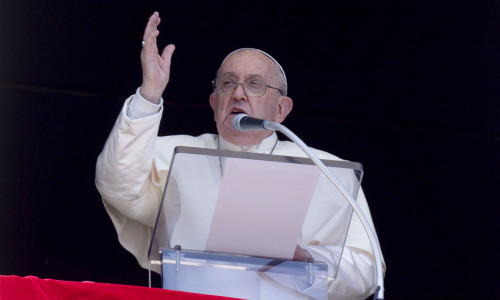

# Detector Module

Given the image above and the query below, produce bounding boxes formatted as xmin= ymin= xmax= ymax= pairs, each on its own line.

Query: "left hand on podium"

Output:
xmin=293 ymin=245 xmax=313 ymax=262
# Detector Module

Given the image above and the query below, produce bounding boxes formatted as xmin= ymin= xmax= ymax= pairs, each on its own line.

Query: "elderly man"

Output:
xmin=96 ymin=11 xmax=383 ymax=299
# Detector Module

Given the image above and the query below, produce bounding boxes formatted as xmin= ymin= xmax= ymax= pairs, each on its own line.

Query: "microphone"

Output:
xmin=232 ymin=114 xmax=278 ymax=131
xmin=233 ymin=112 xmax=385 ymax=299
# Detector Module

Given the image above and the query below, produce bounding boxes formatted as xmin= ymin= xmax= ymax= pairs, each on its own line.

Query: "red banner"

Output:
xmin=0 ymin=275 xmax=240 ymax=300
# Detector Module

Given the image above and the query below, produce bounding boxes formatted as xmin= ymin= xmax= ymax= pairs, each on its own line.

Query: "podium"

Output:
xmin=148 ymin=146 xmax=363 ymax=299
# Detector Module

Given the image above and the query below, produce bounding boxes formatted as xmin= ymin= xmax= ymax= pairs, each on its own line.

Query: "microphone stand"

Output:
xmin=262 ymin=120 xmax=385 ymax=300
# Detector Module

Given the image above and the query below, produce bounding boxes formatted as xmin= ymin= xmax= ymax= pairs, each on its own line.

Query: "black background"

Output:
xmin=1 ymin=1 xmax=498 ymax=298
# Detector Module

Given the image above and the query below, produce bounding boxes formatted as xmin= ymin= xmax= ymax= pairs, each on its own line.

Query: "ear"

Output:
xmin=209 ymin=93 xmax=216 ymax=118
xmin=273 ymin=96 xmax=293 ymax=123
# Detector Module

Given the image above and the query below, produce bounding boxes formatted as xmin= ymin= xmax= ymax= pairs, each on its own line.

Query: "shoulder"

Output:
xmin=156 ymin=133 xmax=217 ymax=148
xmin=275 ymin=140 xmax=342 ymax=161
xmin=154 ymin=133 xmax=217 ymax=158
xmin=152 ymin=133 xmax=218 ymax=172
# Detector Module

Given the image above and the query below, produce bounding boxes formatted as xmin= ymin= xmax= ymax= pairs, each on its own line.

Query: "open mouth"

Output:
xmin=230 ymin=108 xmax=248 ymax=115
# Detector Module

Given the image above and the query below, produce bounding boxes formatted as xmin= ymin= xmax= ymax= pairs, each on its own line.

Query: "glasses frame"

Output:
xmin=212 ymin=78 xmax=284 ymax=97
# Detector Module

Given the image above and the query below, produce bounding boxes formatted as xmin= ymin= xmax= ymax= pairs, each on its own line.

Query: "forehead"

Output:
xmin=218 ymin=50 xmax=276 ymax=78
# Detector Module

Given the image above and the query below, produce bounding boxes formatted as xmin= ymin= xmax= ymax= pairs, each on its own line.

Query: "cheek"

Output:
xmin=213 ymin=108 xmax=222 ymax=124
xmin=211 ymin=97 xmax=225 ymax=119
xmin=254 ymin=102 xmax=278 ymax=120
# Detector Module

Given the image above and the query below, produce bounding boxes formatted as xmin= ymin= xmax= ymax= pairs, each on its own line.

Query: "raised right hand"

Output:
xmin=139 ymin=12 xmax=175 ymax=104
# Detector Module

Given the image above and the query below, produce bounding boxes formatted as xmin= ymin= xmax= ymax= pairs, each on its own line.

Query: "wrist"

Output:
xmin=139 ymin=84 xmax=164 ymax=104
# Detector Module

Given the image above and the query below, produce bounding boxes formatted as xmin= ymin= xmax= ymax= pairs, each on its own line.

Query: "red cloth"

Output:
xmin=0 ymin=275 xmax=240 ymax=300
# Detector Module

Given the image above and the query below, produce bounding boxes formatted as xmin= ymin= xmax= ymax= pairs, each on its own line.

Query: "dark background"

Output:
xmin=1 ymin=1 xmax=498 ymax=298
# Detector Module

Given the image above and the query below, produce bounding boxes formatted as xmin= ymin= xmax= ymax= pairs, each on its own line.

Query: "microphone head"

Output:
xmin=232 ymin=113 xmax=249 ymax=131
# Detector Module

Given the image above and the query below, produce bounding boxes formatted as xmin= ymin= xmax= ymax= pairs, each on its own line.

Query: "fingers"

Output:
xmin=143 ymin=30 xmax=159 ymax=53
xmin=142 ymin=12 xmax=161 ymax=47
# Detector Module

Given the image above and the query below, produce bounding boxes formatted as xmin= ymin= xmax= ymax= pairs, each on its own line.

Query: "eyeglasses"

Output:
xmin=212 ymin=77 xmax=284 ymax=97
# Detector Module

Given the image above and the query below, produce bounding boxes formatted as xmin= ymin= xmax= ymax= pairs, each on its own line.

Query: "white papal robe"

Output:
xmin=95 ymin=89 xmax=385 ymax=299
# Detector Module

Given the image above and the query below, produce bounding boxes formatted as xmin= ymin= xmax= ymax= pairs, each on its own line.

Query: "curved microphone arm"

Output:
xmin=262 ymin=120 xmax=385 ymax=300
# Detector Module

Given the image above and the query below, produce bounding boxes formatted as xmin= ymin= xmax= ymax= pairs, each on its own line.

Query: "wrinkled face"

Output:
xmin=209 ymin=50 xmax=292 ymax=146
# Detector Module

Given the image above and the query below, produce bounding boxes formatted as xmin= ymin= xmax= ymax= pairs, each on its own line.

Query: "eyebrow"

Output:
xmin=219 ymin=72 xmax=266 ymax=80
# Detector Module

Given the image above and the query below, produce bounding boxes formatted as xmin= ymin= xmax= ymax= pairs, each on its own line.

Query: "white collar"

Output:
xmin=218 ymin=132 xmax=279 ymax=154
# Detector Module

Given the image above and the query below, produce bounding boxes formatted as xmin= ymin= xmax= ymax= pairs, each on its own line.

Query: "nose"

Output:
xmin=232 ymin=82 xmax=248 ymax=100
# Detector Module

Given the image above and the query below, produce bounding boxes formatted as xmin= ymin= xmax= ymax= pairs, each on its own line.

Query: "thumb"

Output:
xmin=160 ymin=44 xmax=175 ymax=64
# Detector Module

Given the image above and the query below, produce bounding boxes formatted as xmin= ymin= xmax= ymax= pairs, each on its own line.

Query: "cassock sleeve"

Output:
xmin=95 ymin=92 xmax=164 ymax=269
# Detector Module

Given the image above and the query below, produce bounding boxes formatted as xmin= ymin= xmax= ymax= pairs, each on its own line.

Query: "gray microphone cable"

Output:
xmin=233 ymin=113 xmax=385 ymax=299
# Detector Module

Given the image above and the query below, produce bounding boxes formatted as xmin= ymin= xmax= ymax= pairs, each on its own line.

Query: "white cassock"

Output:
xmin=96 ymin=89 xmax=385 ymax=300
